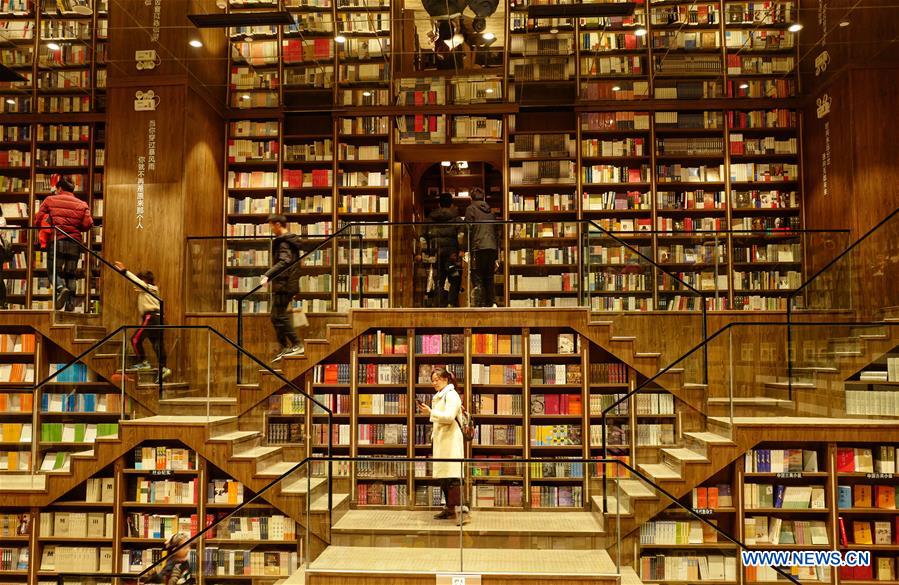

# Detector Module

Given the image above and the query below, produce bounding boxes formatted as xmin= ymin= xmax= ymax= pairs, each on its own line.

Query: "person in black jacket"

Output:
xmin=427 ymin=193 xmax=462 ymax=307
xmin=259 ymin=214 xmax=304 ymax=362
xmin=465 ymin=188 xmax=500 ymax=307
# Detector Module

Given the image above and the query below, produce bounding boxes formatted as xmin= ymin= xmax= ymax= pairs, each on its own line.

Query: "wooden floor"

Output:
xmin=333 ymin=509 xmax=604 ymax=535
xmin=308 ymin=546 xmax=618 ymax=575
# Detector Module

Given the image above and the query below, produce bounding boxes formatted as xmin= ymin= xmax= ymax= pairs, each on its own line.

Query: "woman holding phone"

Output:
xmin=417 ymin=367 xmax=469 ymax=525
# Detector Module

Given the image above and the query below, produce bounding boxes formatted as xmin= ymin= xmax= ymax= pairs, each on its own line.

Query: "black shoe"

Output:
xmin=433 ymin=509 xmax=452 ymax=520
xmin=55 ymin=288 xmax=71 ymax=310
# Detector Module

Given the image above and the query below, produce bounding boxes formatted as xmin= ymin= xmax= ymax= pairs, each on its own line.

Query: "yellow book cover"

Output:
xmin=852 ymin=521 xmax=873 ymax=545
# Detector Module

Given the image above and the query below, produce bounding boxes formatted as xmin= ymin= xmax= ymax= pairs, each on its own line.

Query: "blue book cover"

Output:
xmin=837 ymin=485 xmax=852 ymax=509
xmin=774 ymin=485 xmax=785 ymax=508
xmin=82 ymin=393 xmax=96 ymax=413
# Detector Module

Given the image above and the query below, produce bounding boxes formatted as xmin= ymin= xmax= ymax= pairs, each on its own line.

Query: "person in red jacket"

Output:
xmin=34 ymin=175 xmax=93 ymax=311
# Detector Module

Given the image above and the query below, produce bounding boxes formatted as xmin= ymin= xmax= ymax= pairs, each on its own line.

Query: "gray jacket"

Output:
xmin=465 ymin=200 xmax=499 ymax=251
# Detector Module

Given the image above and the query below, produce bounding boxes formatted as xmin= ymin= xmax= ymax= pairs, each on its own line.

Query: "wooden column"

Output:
xmin=104 ymin=0 xmax=227 ymax=327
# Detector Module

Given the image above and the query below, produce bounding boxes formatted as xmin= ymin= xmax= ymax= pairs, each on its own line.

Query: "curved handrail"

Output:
xmin=54 ymin=455 xmax=803 ymax=585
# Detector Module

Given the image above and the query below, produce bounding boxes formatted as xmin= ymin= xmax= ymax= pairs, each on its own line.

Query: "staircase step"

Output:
xmin=591 ymin=494 xmax=630 ymax=516
xmin=638 ymin=463 xmax=682 ymax=481
xmin=707 ymin=397 xmax=792 ymax=407
xmin=121 ymin=415 xmax=235 ymax=426
xmin=281 ymin=477 xmax=326 ymax=495
xmin=258 ymin=461 xmax=301 ymax=478
xmin=617 ymin=479 xmax=657 ymax=499
xmin=209 ymin=430 xmax=260 ymax=443
xmin=0 ymin=473 xmax=47 ymax=492
xmin=661 ymin=448 xmax=708 ymax=463
xmin=766 ymin=381 xmax=815 ymax=390
xmin=232 ymin=446 xmax=282 ymax=460
xmin=683 ymin=431 xmax=733 ymax=445
xmin=621 ymin=566 xmax=645 ymax=585
xmin=610 ymin=336 xmax=636 ymax=342
xmin=682 ymin=383 xmax=709 ymax=390
xmin=311 ymin=491 xmax=349 ymax=512
xmin=634 ymin=352 xmax=661 ymax=359
xmin=159 ymin=397 xmax=237 ymax=406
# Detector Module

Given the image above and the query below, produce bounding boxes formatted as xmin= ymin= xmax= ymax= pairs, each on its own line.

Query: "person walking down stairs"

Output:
xmin=114 ymin=261 xmax=171 ymax=383
xmin=258 ymin=214 xmax=306 ymax=363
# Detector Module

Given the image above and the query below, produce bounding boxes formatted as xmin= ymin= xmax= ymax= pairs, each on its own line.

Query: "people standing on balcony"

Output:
xmin=417 ymin=367 xmax=470 ymax=525
xmin=34 ymin=174 xmax=93 ymax=312
xmin=259 ymin=214 xmax=305 ymax=363
xmin=113 ymin=261 xmax=171 ymax=383
xmin=464 ymin=187 xmax=500 ymax=307
xmin=427 ymin=192 xmax=463 ymax=307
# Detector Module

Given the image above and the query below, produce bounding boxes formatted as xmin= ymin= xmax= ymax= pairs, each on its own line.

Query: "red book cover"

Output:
xmin=836 ymin=448 xmax=855 ymax=472
xmin=414 ymin=115 xmax=424 ymax=132
xmin=428 ymin=90 xmax=437 ymax=104
xmin=226 ymin=139 xmax=235 ymax=163
xmin=560 ymin=394 xmax=569 ymax=414
xmin=190 ymin=514 xmax=198 ymax=537
xmin=625 ymin=33 xmax=637 ymax=50
xmin=838 ymin=566 xmax=855 ymax=581
xmin=545 ymin=394 xmax=559 ymax=414
xmin=627 ymin=168 xmax=642 ymax=183
xmin=414 ymin=91 xmax=423 ymax=106
xmin=428 ymin=115 xmax=438 ymax=133
xmin=856 ymin=562 xmax=874 ymax=580
xmin=314 ymin=38 xmax=329 ymax=59
xmin=839 ymin=516 xmax=848 ymax=546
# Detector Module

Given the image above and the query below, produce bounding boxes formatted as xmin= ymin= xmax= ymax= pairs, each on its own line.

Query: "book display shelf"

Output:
xmin=0 ymin=1 xmax=106 ymax=311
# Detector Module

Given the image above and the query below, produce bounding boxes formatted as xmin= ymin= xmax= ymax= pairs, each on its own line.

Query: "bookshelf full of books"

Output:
xmin=336 ymin=0 xmax=391 ymax=106
xmin=308 ymin=352 xmax=352 ymax=475
xmin=227 ymin=0 xmax=282 ymax=110
xmin=508 ymin=0 xmax=576 ymax=104
xmin=0 ymin=332 xmax=36 ymax=473
xmin=337 ymin=115 xmax=391 ymax=309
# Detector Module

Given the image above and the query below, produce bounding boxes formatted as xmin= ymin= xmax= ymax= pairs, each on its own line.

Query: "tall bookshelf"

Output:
xmin=336 ymin=0 xmax=391 ymax=107
xmin=0 ymin=331 xmax=36 ymax=473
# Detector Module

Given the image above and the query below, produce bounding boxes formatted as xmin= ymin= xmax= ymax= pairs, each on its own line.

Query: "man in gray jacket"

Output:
xmin=464 ymin=188 xmax=499 ymax=307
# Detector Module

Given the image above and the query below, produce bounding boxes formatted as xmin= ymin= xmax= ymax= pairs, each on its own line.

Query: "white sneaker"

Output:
xmin=127 ymin=361 xmax=152 ymax=372
xmin=282 ymin=344 xmax=304 ymax=358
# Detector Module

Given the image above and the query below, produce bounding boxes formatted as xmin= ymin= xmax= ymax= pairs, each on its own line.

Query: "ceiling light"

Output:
xmin=334 ymin=35 xmax=346 ymax=44
xmin=241 ymin=94 xmax=251 ymax=101
xmin=549 ymin=28 xmax=559 ymax=34
xmin=441 ymin=161 xmax=451 ymax=167
xmin=839 ymin=20 xmax=850 ymax=27
xmin=458 ymin=161 xmax=468 ymax=169
xmin=5 ymin=99 xmax=14 ymax=105
xmin=189 ymin=39 xmax=203 ymax=48
xmin=739 ymin=83 xmax=749 ymax=89
xmin=482 ymin=31 xmax=495 ymax=41
xmin=485 ymin=88 xmax=494 ymax=94
xmin=362 ymin=90 xmax=372 ymax=97
xmin=244 ymin=35 xmax=253 ymax=42
xmin=47 ymin=42 xmax=61 ymax=51
xmin=787 ymin=23 xmax=803 ymax=32
xmin=635 ymin=27 xmax=647 ymax=36
xmin=611 ymin=85 xmax=621 ymax=92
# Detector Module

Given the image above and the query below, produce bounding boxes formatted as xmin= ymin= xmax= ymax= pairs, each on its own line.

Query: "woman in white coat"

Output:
xmin=417 ymin=367 xmax=468 ymax=524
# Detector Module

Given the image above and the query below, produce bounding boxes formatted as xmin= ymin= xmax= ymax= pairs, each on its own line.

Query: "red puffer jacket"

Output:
xmin=34 ymin=191 xmax=93 ymax=246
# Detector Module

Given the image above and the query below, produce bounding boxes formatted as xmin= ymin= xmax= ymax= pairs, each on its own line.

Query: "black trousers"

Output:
xmin=435 ymin=247 xmax=461 ymax=308
xmin=46 ymin=239 xmax=80 ymax=293
xmin=473 ymin=248 xmax=498 ymax=307
xmin=439 ymin=478 xmax=462 ymax=510
xmin=271 ymin=291 xmax=299 ymax=348
xmin=132 ymin=311 xmax=165 ymax=368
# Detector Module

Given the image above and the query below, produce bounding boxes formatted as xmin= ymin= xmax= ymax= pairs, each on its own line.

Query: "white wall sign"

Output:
xmin=817 ymin=94 xmax=833 ymax=197
xmin=136 ymin=118 xmax=157 ymax=229
xmin=144 ymin=0 xmax=162 ymax=42
xmin=436 ymin=575 xmax=482 ymax=585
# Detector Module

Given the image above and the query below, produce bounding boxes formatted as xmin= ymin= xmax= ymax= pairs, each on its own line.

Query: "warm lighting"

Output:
xmin=549 ymin=28 xmax=559 ymax=34
xmin=441 ymin=161 xmax=452 ymax=167
xmin=334 ymin=35 xmax=346 ymax=43
xmin=5 ymin=99 xmax=14 ymax=105
xmin=362 ymin=90 xmax=372 ymax=97
xmin=788 ymin=23 xmax=803 ymax=32
xmin=47 ymin=42 xmax=61 ymax=51
xmin=189 ymin=39 xmax=203 ymax=48
xmin=611 ymin=85 xmax=621 ymax=92
xmin=635 ymin=27 xmax=647 ymax=36
xmin=739 ymin=83 xmax=749 ymax=89
xmin=482 ymin=31 xmax=495 ymax=41
xmin=485 ymin=88 xmax=494 ymax=94
xmin=839 ymin=20 xmax=850 ymax=27
xmin=241 ymin=94 xmax=251 ymax=101
xmin=458 ymin=161 xmax=468 ymax=169
xmin=443 ymin=34 xmax=465 ymax=49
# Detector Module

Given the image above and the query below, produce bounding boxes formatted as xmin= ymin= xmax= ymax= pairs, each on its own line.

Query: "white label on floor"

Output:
xmin=437 ymin=575 xmax=481 ymax=585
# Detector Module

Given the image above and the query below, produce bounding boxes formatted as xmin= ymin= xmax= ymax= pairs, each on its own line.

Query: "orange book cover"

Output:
xmin=854 ymin=485 xmax=873 ymax=508
xmin=852 ymin=521 xmax=873 ymax=545
xmin=9 ymin=363 xmax=23 ymax=383
xmin=228 ymin=481 xmax=239 ymax=505
xmin=708 ymin=487 xmax=719 ymax=509
xmin=875 ymin=486 xmax=896 ymax=510
xmin=695 ymin=487 xmax=708 ymax=508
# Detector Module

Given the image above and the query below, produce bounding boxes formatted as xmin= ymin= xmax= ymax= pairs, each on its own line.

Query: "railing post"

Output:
xmin=702 ymin=303 xmax=708 ymax=386
xmin=237 ymin=300 xmax=243 ymax=384
xmin=601 ymin=411 xmax=608 ymax=513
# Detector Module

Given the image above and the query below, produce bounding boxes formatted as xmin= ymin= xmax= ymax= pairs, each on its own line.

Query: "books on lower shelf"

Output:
xmin=692 ymin=485 xmax=733 ymax=509
xmin=40 ymin=423 xmax=118 ymax=443
xmin=356 ymin=364 xmax=407 ymax=384
xmin=40 ymin=451 xmax=72 ymax=472
xmin=747 ymin=564 xmax=830 ymax=583
xmin=0 ymin=333 xmax=34 ymax=353
xmin=840 ymin=519 xmax=898 ymax=545
xmin=357 ymin=423 xmax=407 ymax=445
xmin=837 ymin=484 xmax=899 ymax=510
xmin=634 ymin=393 xmax=674 ymax=415
xmin=471 ymin=364 xmax=522 ymax=385
xmin=474 ymin=484 xmax=524 ymax=508
xmin=209 ymin=514 xmax=298 ymax=541
xmin=743 ymin=484 xmax=826 ymax=509
xmin=0 ymin=513 xmax=29 ymax=536
xmin=358 ymin=393 xmax=407 ymax=415
xmin=39 ymin=511 xmax=113 ymax=538
xmin=123 ymin=548 xmax=198 ymax=575
xmin=134 ymin=478 xmax=200 ymax=504
xmin=268 ymin=393 xmax=308 ymax=415
xmin=841 ymin=559 xmax=894 ymax=582
xmin=358 ymin=330 xmax=408 ymax=355
xmin=126 ymin=513 xmax=198 ymax=539
xmin=530 ymin=485 xmax=583 ymax=508
xmin=40 ymin=545 xmax=113 ymax=572
xmin=312 ymin=423 xmax=350 ymax=446
xmin=845 ymin=389 xmax=899 ymax=416
xmin=529 ymin=424 xmax=582 ymax=446
xmin=530 ymin=394 xmax=582 ymax=415
xmin=529 ymin=460 xmax=584 ymax=478
xmin=1 ymin=422 xmax=30 ymax=443
xmin=641 ymin=554 xmax=737 ymax=581
xmin=356 ymin=482 xmax=408 ymax=506
xmin=207 ymin=479 xmax=244 ymax=505
xmin=641 ymin=519 xmax=719 ymax=545
xmin=744 ymin=517 xmax=829 ymax=545
xmin=637 ymin=423 xmax=675 ymax=446
xmin=744 ymin=448 xmax=819 ymax=473
xmin=0 ymin=362 xmax=33 ymax=383
xmin=267 ymin=422 xmax=303 ymax=445
xmin=41 ymin=392 xmax=122 ymax=413
xmin=48 ymin=362 xmax=94 ymax=382
xmin=474 ymin=424 xmax=522 ymax=446
xmin=591 ymin=363 xmax=629 ymax=384
xmin=0 ymin=546 xmax=28 ymax=571
xmin=313 ymin=363 xmax=350 ymax=384
xmin=203 ymin=548 xmax=298 ymax=577
xmin=529 ymin=364 xmax=582 ymax=385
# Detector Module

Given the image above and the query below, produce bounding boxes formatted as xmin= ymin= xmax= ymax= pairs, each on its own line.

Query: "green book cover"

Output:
xmin=73 ymin=424 xmax=86 ymax=443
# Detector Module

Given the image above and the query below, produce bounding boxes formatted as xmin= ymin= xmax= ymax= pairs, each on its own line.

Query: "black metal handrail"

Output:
xmin=55 ymin=455 xmax=803 ymax=585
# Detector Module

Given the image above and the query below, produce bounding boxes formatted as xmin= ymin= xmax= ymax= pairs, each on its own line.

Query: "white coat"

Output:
xmin=430 ymin=384 xmax=464 ymax=479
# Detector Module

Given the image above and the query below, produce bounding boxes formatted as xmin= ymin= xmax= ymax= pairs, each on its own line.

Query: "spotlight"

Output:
xmin=482 ymin=31 xmax=495 ymax=41
xmin=189 ymin=39 xmax=203 ymax=48
xmin=611 ymin=85 xmax=621 ymax=92
xmin=787 ymin=23 xmax=803 ymax=32
xmin=335 ymin=35 xmax=346 ymax=43
xmin=549 ymin=28 xmax=559 ymax=34
xmin=839 ymin=20 xmax=850 ymax=27
xmin=635 ymin=27 xmax=647 ymax=36
xmin=441 ymin=161 xmax=452 ymax=167
xmin=5 ymin=99 xmax=14 ymax=105
xmin=47 ymin=42 xmax=61 ymax=51
xmin=241 ymin=94 xmax=251 ymax=101
xmin=485 ymin=88 xmax=494 ymax=94
xmin=739 ymin=83 xmax=749 ymax=89
xmin=458 ymin=161 xmax=468 ymax=169
xmin=362 ymin=90 xmax=372 ymax=97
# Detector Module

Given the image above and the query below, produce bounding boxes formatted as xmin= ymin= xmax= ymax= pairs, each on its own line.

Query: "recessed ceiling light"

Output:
xmin=788 ymin=23 xmax=803 ymax=32
xmin=635 ymin=27 xmax=647 ymax=37
xmin=189 ymin=39 xmax=203 ymax=48
xmin=334 ymin=35 xmax=346 ymax=44
xmin=241 ymin=94 xmax=251 ymax=101
xmin=441 ymin=161 xmax=451 ymax=167
xmin=611 ymin=85 xmax=621 ymax=92
xmin=244 ymin=35 xmax=253 ymax=42
xmin=485 ymin=88 xmax=494 ymax=94
xmin=739 ymin=83 xmax=749 ymax=89
xmin=839 ymin=20 xmax=850 ymax=27
xmin=482 ymin=31 xmax=495 ymax=41
xmin=47 ymin=42 xmax=61 ymax=51
xmin=549 ymin=28 xmax=559 ymax=34
xmin=5 ymin=99 xmax=14 ymax=105
xmin=362 ymin=90 xmax=372 ymax=97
